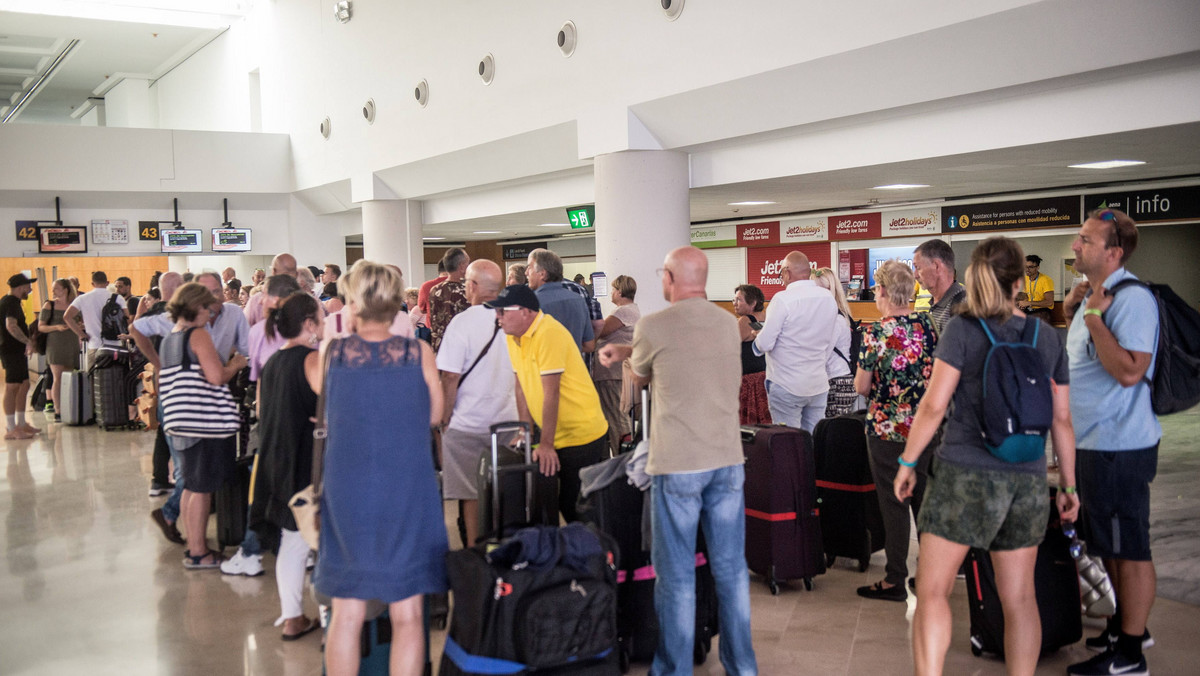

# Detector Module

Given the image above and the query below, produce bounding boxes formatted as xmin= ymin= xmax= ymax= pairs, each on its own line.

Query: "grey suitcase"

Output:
xmin=60 ymin=348 xmax=92 ymax=426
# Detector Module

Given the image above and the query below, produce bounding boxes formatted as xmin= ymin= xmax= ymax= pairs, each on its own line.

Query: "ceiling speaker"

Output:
xmin=319 ymin=116 xmax=331 ymax=139
xmin=414 ymin=79 xmax=429 ymax=107
xmin=479 ymin=54 xmax=495 ymax=85
xmin=362 ymin=98 xmax=376 ymax=123
xmin=557 ymin=21 xmax=577 ymax=57
xmin=661 ymin=0 xmax=684 ymax=21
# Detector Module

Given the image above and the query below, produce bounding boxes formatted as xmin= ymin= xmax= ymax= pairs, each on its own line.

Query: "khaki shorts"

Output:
xmin=918 ymin=457 xmax=1048 ymax=551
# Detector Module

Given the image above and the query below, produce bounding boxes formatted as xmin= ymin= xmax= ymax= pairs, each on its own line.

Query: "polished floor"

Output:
xmin=2 ymin=407 xmax=1198 ymax=675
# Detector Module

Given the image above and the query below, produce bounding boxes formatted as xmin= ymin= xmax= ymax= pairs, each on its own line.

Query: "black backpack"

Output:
xmin=978 ymin=318 xmax=1053 ymax=463
xmin=100 ymin=293 xmax=127 ymax=342
xmin=833 ymin=312 xmax=862 ymax=376
xmin=1107 ymin=279 xmax=1200 ymax=415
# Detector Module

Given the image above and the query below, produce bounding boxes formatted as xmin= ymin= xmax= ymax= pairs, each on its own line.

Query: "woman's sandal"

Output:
xmin=281 ymin=617 xmax=320 ymax=642
xmin=182 ymin=549 xmax=224 ymax=570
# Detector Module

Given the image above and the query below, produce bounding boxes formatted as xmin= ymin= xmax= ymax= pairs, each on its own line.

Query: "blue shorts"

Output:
xmin=1075 ymin=445 xmax=1158 ymax=561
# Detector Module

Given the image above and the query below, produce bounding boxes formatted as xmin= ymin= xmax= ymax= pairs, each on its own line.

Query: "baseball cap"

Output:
xmin=483 ymin=284 xmax=540 ymax=313
xmin=7 ymin=273 xmax=36 ymax=288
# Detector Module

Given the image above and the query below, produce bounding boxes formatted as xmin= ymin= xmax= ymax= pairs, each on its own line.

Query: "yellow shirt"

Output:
xmin=1024 ymin=273 xmax=1054 ymax=304
xmin=913 ymin=282 xmax=932 ymax=312
xmin=506 ymin=311 xmax=608 ymax=448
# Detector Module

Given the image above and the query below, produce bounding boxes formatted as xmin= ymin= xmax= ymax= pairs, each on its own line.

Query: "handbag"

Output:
xmin=1063 ymin=521 xmax=1117 ymax=617
xmin=289 ymin=342 xmax=336 ymax=551
xmin=158 ymin=328 xmax=240 ymax=438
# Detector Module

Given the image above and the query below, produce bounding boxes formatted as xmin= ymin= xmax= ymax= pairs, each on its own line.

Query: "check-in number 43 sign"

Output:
xmin=139 ymin=222 xmax=161 ymax=241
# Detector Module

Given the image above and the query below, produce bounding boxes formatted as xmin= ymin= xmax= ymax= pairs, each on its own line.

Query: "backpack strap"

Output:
xmin=977 ymin=318 xmax=998 ymax=345
xmin=1020 ymin=314 xmax=1040 ymax=348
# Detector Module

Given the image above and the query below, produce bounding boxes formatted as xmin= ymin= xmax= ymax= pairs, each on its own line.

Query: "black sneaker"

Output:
xmin=1067 ymin=649 xmax=1147 ymax=675
xmin=856 ymin=581 xmax=907 ymax=603
xmin=148 ymin=481 xmax=174 ymax=497
xmin=1085 ymin=629 xmax=1154 ymax=653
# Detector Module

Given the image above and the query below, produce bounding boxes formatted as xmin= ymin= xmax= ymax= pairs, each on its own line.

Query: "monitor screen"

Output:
xmin=867 ymin=245 xmax=917 ymax=287
xmin=37 ymin=226 xmax=88 ymax=254
xmin=160 ymin=229 xmax=203 ymax=254
xmin=212 ymin=228 xmax=252 ymax=252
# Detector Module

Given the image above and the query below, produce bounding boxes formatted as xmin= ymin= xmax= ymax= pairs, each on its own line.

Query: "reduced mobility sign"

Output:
xmin=943 ymin=196 xmax=1080 ymax=233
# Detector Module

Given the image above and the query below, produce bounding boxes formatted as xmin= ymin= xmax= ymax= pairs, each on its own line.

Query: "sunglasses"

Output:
xmin=1097 ymin=209 xmax=1124 ymax=251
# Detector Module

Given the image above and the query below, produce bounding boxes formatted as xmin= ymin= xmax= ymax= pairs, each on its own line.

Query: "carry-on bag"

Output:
xmin=741 ymin=424 xmax=826 ymax=594
xmin=215 ymin=454 xmax=253 ymax=550
xmin=965 ymin=490 xmax=1082 ymax=657
xmin=91 ymin=349 xmax=133 ymax=430
xmin=812 ymin=412 xmax=884 ymax=571
xmin=475 ymin=421 xmax=559 ymax=541
xmin=60 ymin=346 xmax=93 ymax=426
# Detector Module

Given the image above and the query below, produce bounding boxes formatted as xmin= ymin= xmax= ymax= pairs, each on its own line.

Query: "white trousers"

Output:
xmin=275 ymin=528 xmax=310 ymax=621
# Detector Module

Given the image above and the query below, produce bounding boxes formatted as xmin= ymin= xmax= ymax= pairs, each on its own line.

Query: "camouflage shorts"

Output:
xmin=917 ymin=457 xmax=1048 ymax=551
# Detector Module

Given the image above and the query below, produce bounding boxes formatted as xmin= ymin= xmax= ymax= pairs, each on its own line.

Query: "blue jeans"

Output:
xmin=160 ymin=432 xmax=184 ymax=523
xmin=765 ymin=380 xmax=827 ymax=433
xmin=650 ymin=465 xmax=757 ymax=676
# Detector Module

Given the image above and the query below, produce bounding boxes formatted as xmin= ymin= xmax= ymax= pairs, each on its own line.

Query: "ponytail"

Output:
xmin=271 ymin=292 xmax=321 ymax=340
xmin=963 ymin=237 xmax=1024 ymax=321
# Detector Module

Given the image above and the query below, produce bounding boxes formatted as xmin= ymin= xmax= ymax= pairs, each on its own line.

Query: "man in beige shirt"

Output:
xmin=599 ymin=246 xmax=757 ymax=676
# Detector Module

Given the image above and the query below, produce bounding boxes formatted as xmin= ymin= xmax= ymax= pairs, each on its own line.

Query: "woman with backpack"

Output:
xmin=812 ymin=267 xmax=857 ymax=417
xmin=895 ymin=237 xmax=1080 ymax=675
xmin=854 ymin=259 xmax=938 ymax=603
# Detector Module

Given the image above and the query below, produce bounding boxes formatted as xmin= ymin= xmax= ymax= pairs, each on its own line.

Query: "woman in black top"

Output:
xmin=733 ymin=284 xmax=769 ymax=424
xmin=255 ymin=292 xmax=323 ymax=640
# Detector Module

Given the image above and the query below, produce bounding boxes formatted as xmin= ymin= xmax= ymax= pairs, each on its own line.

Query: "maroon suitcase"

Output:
xmin=741 ymin=424 xmax=826 ymax=594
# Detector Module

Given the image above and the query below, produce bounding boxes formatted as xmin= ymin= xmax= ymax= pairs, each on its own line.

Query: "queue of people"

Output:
xmin=4 ymin=205 xmax=1163 ymax=676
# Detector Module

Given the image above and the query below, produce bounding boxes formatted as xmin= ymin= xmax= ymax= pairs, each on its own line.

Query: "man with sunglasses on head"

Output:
xmin=1064 ymin=208 xmax=1159 ymax=676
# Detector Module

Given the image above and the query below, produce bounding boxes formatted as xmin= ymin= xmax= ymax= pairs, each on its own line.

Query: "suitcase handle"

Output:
xmin=489 ymin=420 xmax=533 ymax=535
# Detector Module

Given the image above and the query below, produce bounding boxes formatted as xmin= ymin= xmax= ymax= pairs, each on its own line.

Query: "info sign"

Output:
xmin=943 ymin=196 xmax=1081 ymax=233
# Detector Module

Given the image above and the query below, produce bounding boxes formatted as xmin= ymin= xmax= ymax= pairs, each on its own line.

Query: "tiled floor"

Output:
xmin=2 ymin=407 xmax=1197 ymax=675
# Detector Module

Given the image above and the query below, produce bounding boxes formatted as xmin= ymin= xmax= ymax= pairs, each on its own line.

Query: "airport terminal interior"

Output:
xmin=2 ymin=1 xmax=1200 ymax=674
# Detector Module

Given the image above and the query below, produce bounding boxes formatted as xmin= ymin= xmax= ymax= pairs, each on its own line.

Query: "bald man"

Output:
xmin=598 ymin=246 xmax=758 ymax=675
xmin=435 ymin=260 xmax=517 ymax=546
xmin=243 ymin=253 xmax=298 ymax=326
xmin=750 ymin=251 xmax=837 ymax=433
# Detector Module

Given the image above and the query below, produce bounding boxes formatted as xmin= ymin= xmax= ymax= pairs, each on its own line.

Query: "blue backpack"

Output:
xmin=978 ymin=317 xmax=1053 ymax=463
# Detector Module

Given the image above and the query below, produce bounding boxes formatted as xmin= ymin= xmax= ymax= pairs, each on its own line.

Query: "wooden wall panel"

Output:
xmin=1 ymin=255 xmax=169 ymax=309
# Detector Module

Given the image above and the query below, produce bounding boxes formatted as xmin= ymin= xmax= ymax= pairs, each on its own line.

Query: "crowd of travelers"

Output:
xmin=0 ymin=206 xmax=1167 ymax=676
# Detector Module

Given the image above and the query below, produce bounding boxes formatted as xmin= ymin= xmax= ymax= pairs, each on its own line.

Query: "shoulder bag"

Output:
xmin=290 ymin=340 xmax=337 ymax=551
xmin=159 ymin=328 xmax=240 ymax=438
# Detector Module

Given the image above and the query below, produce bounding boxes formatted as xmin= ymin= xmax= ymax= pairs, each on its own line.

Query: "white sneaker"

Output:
xmin=219 ymin=548 xmax=264 ymax=577
xmin=306 ymin=550 xmax=316 ymax=571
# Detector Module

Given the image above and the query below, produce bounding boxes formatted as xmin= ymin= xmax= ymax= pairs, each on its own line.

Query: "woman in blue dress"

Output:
xmin=312 ymin=260 xmax=447 ymax=676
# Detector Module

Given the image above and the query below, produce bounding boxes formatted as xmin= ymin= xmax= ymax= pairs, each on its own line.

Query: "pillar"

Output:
xmin=594 ymin=150 xmax=690 ymax=315
xmin=362 ymin=199 xmax=425 ymax=288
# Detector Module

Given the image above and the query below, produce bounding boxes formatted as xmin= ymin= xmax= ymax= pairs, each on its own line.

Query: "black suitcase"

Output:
xmin=215 ymin=454 xmax=253 ymax=550
xmin=476 ymin=421 xmax=559 ymax=541
xmin=813 ymin=413 xmax=884 ymax=571
xmin=577 ymin=451 xmax=718 ymax=672
xmin=965 ymin=491 xmax=1083 ymax=657
xmin=741 ymin=424 xmax=826 ymax=594
xmin=90 ymin=351 xmax=132 ymax=430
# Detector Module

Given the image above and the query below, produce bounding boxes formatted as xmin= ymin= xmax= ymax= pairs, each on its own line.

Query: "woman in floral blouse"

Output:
xmin=853 ymin=259 xmax=938 ymax=602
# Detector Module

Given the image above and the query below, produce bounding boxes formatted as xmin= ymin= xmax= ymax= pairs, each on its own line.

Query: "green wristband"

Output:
xmin=1083 ymin=308 xmax=1103 ymax=318
xmin=897 ymin=455 xmax=917 ymax=469
xmin=1062 ymin=486 xmax=1077 ymax=495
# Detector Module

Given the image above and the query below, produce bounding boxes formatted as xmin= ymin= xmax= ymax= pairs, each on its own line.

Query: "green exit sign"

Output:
xmin=566 ymin=205 xmax=595 ymax=229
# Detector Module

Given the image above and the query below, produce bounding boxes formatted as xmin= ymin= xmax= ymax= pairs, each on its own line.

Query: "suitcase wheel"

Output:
xmin=858 ymin=557 xmax=870 ymax=573
xmin=971 ymin=643 xmax=983 ymax=657
xmin=825 ymin=553 xmax=837 ymax=568
xmin=803 ymin=577 xmax=813 ymax=592
xmin=767 ymin=579 xmax=780 ymax=595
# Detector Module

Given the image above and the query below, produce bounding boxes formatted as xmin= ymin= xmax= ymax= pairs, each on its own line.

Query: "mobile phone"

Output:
xmin=749 ymin=321 xmax=763 ymax=331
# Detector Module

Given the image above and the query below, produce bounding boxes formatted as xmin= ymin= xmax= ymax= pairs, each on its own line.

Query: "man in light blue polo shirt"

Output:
xmin=526 ymin=248 xmax=595 ymax=353
xmin=1064 ymin=208 xmax=1160 ymax=676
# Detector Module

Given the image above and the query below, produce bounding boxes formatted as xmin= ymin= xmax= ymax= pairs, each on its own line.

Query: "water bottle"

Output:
xmin=1063 ymin=521 xmax=1117 ymax=617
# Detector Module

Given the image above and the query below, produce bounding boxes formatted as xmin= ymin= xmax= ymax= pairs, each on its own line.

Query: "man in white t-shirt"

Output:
xmin=64 ymin=270 xmax=126 ymax=369
xmin=436 ymin=259 xmax=516 ymax=546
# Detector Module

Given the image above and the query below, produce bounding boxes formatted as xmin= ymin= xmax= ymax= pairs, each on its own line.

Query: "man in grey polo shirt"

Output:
xmin=1064 ymin=208 xmax=1160 ymax=676
xmin=912 ymin=238 xmax=966 ymax=335
xmin=526 ymin=248 xmax=595 ymax=353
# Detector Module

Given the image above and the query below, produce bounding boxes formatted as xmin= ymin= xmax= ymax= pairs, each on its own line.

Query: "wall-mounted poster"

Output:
xmin=38 ymin=226 xmax=88 ymax=254
xmin=91 ymin=219 xmax=129 ymax=245
xmin=746 ymin=243 xmax=831 ymax=300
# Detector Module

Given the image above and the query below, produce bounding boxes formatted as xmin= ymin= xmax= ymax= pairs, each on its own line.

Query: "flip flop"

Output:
xmin=282 ymin=617 xmax=319 ymax=642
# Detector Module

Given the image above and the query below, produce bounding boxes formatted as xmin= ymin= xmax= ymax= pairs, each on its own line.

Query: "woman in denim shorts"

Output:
xmin=894 ymin=237 xmax=1081 ymax=675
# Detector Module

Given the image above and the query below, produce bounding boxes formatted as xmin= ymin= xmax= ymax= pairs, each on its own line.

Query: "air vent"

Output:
xmin=319 ymin=116 xmax=331 ymax=139
xmin=362 ymin=98 xmax=375 ymax=123
xmin=478 ymin=54 xmax=495 ymax=85
xmin=414 ymin=79 xmax=428 ymax=107
xmin=661 ymin=0 xmax=684 ymax=21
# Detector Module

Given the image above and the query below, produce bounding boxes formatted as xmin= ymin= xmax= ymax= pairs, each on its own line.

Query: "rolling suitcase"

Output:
xmin=475 ymin=421 xmax=560 ymax=541
xmin=60 ymin=347 xmax=93 ymax=426
xmin=965 ymin=490 xmax=1082 ymax=657
xmin=91 ymin=349 xmax=132 ymax=430
xmin=215 ymin=454 xmax=253 ymax=550
xmin=741 ymin=424 xmax=826 ymax=594
xmin=812 ymin=413 xmax=884 ymax=571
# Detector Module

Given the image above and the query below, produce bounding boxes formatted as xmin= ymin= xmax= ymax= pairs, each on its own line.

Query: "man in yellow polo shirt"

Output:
xmin=1018 ymin=254 xmax=1054 ymax=319
xmin=486 ymin=284 xmax=608 ymax=523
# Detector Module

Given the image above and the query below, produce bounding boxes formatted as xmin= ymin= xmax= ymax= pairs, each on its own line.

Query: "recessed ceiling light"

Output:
xmin=728 ymin=201 xmax=776 ymax=206
xmin=423 ymin=236 xmax=446 ymax=241
xmin=1068 ymin=160 xmax=1146 ymax=170
xmin=871 ymin=184 xmax=930 ymax=190
xmin=538 ymin=223 xmax=569 ymax=227
xmin=473 ymin=230 xmax=501 ymax=235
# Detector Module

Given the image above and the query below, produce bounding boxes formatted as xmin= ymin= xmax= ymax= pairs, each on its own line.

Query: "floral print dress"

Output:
xmin=858 ymin=313 xmax=937 ymax=441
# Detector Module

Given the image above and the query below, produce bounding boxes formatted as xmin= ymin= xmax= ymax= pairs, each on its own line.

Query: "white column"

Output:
xmin=362 ymin=199 xmax=425 ymax=288
xmin=594 ymin=150 xmax=690 ymax=315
